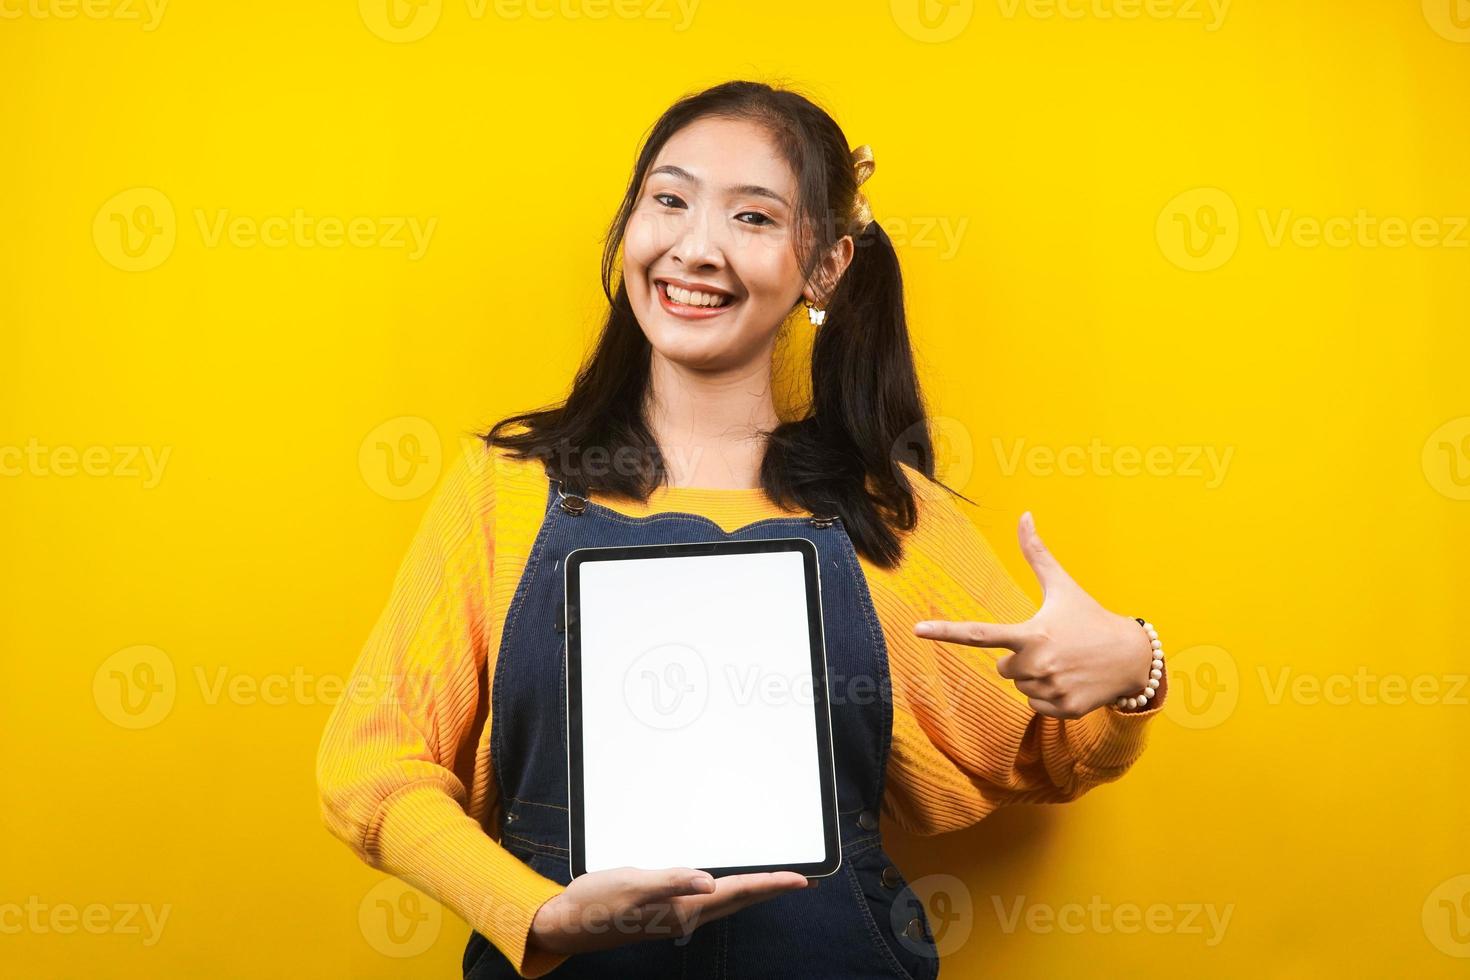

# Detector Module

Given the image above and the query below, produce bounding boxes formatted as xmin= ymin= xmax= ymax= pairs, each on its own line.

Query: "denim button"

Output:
xmin=881 ymin=865 xmax=901 ymax=888
xmin=858 ymin=810 xmax=879 ymax=831
xmin=902 ymin=917 xmax=923 ymax=941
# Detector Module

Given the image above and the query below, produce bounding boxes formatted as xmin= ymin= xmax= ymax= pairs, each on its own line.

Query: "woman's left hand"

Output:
xmin=913 ymin=511 xmax=1156 ymax=719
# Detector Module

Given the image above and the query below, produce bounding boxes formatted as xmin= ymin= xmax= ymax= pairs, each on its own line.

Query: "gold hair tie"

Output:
xmin=850 ymin=144 xmax=876 ymax=234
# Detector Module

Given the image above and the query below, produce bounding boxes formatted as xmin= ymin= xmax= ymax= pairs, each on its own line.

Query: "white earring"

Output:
xmin=805 ymin=301 xmax=827 ymax=326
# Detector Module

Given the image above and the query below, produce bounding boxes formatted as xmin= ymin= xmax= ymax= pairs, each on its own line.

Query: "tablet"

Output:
xmin=564 ymin=538 xmax=841 ymax=880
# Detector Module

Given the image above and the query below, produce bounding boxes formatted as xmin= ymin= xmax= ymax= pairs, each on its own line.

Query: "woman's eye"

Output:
xmin=736 ymin=212 xmax=774 ymax=227
xmin=652 ymin=193 xmax=684 ymax=209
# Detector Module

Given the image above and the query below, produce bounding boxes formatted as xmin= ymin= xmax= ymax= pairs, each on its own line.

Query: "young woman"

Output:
xmin=317 ymin=80 xmax=1169 ymax=980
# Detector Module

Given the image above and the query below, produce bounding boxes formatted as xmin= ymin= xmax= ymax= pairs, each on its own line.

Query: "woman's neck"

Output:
xmin=645 ymin=351 xmax=781 ymax=490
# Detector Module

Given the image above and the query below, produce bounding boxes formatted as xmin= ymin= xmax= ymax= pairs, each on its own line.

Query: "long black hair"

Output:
xmin=482 ymin=79 xmax=946 ymax=568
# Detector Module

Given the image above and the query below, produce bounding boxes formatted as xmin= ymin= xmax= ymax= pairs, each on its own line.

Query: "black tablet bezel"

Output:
xmin=563 ymin=537 xmax=842 ymax=880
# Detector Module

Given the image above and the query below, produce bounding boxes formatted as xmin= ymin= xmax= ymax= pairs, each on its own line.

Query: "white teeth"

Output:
xmin=664 ymin=283 xmax=729 ymax=307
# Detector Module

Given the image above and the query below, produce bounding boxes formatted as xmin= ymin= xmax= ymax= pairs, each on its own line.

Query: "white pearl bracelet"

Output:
xmin=1114 ymin=617 xmax=1164 ymax=711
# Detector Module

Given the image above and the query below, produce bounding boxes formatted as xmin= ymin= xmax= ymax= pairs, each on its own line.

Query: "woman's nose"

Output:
xmin=669 ymin=209 xmax=724 ymax=268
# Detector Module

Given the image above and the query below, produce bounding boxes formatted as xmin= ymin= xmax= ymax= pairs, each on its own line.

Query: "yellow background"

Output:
xmin=3 ymin=0 xmax=1468 ymax=976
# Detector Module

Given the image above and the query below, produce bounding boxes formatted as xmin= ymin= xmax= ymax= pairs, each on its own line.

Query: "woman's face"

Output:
xmin=623 ymin=116 xmax=834 ymax=373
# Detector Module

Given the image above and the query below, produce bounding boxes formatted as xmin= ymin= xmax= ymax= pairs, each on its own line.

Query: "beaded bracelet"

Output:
xmin=1114 ymin=617 xmax=1164 ymax=711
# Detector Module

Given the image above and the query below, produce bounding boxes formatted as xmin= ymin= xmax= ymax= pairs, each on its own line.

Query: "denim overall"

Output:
xmin=463 ymin=476 xmax=940 ymax=979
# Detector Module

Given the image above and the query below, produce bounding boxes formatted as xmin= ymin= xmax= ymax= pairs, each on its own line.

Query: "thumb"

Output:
xmin=1018 ymin=511 xmax=1072 ymax=598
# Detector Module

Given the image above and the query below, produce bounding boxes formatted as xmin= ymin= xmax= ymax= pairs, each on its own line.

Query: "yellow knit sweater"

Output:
xmin=316 ymin=440 xmax=1165 ymax=977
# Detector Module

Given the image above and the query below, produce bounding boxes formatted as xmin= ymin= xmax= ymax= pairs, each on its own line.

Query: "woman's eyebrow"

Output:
xmin=648 ymin=164 xmax=790 ymax=207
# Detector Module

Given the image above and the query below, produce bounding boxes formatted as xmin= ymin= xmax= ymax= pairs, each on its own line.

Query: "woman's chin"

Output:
xmin=649 ymin=339 xmax=731 ymax=371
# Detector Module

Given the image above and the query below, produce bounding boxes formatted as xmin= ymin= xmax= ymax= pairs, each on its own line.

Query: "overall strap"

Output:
xmin=552 ymin=478 xmax=840 ymax=528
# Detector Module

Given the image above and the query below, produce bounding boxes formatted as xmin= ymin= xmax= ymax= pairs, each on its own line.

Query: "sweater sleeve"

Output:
xmin=881 ymin=474 xmax=1168 ymax=836
xmin=315 ymin=443 xmax=571 ymax=978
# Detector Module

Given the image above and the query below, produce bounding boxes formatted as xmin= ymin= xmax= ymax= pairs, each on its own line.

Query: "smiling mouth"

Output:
xmin=655 ymin=279 xmax=739 ymax=318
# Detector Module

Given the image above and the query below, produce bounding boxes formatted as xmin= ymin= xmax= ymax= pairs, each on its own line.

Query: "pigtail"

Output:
xmin=763 ymin=219 xmax=932 ymax=567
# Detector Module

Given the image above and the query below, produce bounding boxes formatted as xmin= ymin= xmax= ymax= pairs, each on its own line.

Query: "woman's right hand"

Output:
xmin=528 ymin=866 xmax=809 ymax=956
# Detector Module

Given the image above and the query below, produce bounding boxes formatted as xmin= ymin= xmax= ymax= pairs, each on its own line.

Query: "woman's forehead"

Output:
xmin=651 ymin=117 xmax=796 ymax=196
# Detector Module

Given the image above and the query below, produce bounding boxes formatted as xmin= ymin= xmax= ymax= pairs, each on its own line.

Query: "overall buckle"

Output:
xmin=556 ymin=481 xmax=588 ymax=516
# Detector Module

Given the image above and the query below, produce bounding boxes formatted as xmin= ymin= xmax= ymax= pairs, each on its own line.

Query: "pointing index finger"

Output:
xmin=913 ymin=619 xmax=1028 ymax=651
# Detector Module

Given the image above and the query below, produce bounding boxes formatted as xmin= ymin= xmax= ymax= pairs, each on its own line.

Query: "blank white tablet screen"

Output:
xmin=576 ymin=548 xmax=829 ymax=872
